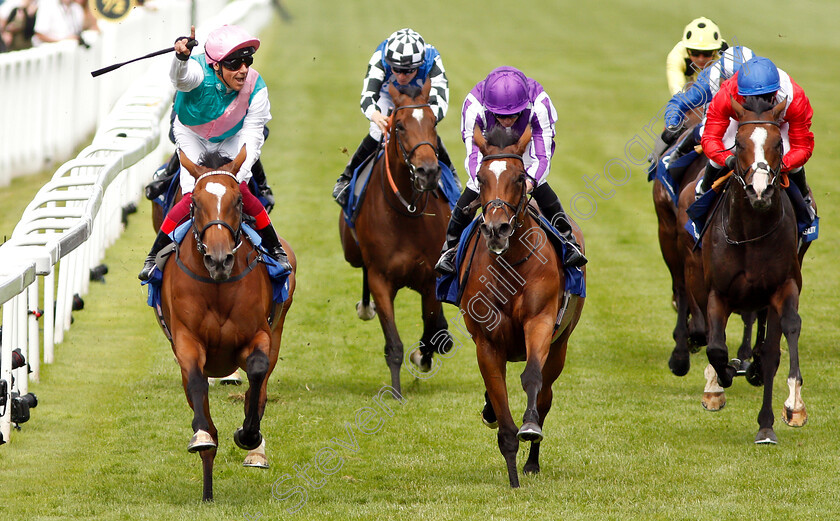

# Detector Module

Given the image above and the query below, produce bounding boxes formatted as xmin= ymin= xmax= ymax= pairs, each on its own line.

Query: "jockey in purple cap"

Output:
xmin=138 ymin=24 xmax=290 ymax=281
xmin=435 ymin=66 xmax=587 ymax=275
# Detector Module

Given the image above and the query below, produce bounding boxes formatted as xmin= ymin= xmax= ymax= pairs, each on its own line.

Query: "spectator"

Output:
xmin=0 ymin=0 xmax=38 ymax=52
xmin=31 ymin=0 xmax=95 ymax=47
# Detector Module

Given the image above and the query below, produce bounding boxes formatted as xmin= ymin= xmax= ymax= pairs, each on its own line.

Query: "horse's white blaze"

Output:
xmin=785 ymin=376 xmax=803 ymax=411
xmin=749 ymin=127 xmax=770 ymax=196
xmin=412 ymin=108 xmax=424 ymax=124
xmin=205 ymin=182 xmax=227 ymax=216
xmin=489 ymin=160 xmax=507 ymax=181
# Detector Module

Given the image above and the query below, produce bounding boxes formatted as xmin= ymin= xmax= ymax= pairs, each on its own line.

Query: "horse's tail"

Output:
xmin=356 ymin=266 xmax=377 ymax=320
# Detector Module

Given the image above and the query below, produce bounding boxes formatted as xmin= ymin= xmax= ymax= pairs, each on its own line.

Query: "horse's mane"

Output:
xmin=198 ymin=151 xmax=233 ymax=169
xmin=393 ymin=83 xmax=423 ymax=99
xmin=484 ymin=126 xmax=520 ymax=150
xmin=742 ymin=95 xmax=776 ymax=117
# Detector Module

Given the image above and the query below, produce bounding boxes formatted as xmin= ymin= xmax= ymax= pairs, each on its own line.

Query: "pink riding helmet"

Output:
xmin=204 ymin=25 xmax=261 ymax=65
xmin=483 ymin=66 xmax=530 ymax=115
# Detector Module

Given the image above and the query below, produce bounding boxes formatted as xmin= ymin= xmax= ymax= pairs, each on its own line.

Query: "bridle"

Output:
xmin=479 ymin=153 xmax=529 ymax=233
xmin=731 ymin=119 xmax=782 ymax=190
xmin=190 ymin=171 xmax=244 ymax=256
xmin=383 ymin=103 xmax=439 ymax=212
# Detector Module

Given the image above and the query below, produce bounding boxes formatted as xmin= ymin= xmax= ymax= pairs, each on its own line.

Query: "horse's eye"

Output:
xmin=516 ymin=174 xmax=526 ymax=184
xmin=395 ymin=122 xmax=405 ymax=133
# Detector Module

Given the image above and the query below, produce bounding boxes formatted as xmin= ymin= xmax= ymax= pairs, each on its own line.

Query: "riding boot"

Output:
xmin=333 ymin=134 xmax=379 ymax=206
xmin=435 ymin=188 xmax=479 ymax=275
xmin=668 ymin=130 xmax=697 ymax=164
xmin=695 ymin=161 xmax=728 ymax=200
xmin=531 ymin=183 xmax=587 ymax=268
xmin=788 ymin=166 xmax=815 ymax=220
xmin=144 ymin=153 xmax=180 ymax=201
xmin=250 ymin=159 xmax=275 ymax=213
xmin=257 ymin=224 xmax=292 ymax=272
xmin=138 ymin=230 xmax=174 ymax=281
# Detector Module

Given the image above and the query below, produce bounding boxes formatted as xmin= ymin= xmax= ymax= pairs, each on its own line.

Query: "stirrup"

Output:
xmin=333 ymin=176 xmax=351 ymax=205
xmin=563 ymin=244 xmax=587 ymax=268
xmin=435 ymin=248 xmax=456 ymax=275
xmin=138 ymin=256 xmax=156 ymax=281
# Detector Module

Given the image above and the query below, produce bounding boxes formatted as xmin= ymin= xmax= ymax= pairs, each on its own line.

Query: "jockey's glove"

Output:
xmin=725 ymin=155 xmax=736 ymax=171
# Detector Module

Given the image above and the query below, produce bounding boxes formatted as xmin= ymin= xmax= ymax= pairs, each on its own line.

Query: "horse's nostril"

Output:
xmin=499 ymin=223 xmax=513 ymax=238
xmin=224 ymin=254 xmax=234 ymax=268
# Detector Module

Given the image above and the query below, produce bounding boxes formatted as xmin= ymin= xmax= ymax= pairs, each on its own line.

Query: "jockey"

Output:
xmin=657 ymin=46 xmax=755 ymax=161
xmin=666 ymin=17 xmax=727 ymax=96
xmin=332 ymin=28 xmax=455 ymax=206
xmin=435 ymin=66 xmax=587 ymax=275
xmin=139 ymin=25 xmax=291 ymax=281
xmin=697 ymin=56 xmax=814 ymax=200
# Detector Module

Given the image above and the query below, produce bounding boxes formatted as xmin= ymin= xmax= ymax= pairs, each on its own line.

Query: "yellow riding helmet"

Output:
xmin=682 ymin=17 xmax=723 ymax=51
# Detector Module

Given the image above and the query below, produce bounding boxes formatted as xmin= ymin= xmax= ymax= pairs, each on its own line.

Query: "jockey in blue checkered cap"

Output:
xmin=332 ymin=28 xmax=455 ymax=206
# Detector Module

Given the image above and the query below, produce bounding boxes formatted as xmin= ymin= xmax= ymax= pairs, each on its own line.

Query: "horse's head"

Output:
xmin=473 ymin=124 xmax=532 ymax=254
xmin=179 ymin=146 xmax=247 ymax=281
xmin=731 ymin=96 xmax=786 ymax=210
xmin=387 ymin=79 xmax=440 ymax=192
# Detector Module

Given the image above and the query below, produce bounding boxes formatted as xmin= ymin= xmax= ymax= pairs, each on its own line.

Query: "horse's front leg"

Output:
xmin=518 ymin=317 xmax=553 ymax=443
xmin=476 ymin=341 xmax=519 ymax=488
xmin=413 ymin=287 xmax=452 ymax=372
xmin=755 ymin=308 xmax=783 ymax=444
xmin=368 ymin=271 xmax=403 ymax=395
xmin=705 ymin=290 xmax=735 ymax=387
xmin=234 ymin=330 xmax=272 ymax=455
xmin=774 ymin=280 xmax=806 ymax=429
xmin=174 ymin=334 xmax=217 ymax=501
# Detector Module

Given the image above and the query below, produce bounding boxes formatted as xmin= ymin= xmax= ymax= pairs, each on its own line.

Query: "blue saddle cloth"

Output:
xmin=684 ymin=181 xmax=819 ymax=248
xmin=435 ymin=212 xmax=586 ymax=306
xmin=341 ymin=155 xmax=462 ymax=227
xmin=647 ymin=150 xmax=700 ymax=207
xmin=141 ymin=220 xmax=291 ymax=308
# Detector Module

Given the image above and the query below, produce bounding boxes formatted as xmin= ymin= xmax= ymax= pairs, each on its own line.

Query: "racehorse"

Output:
xmin=159 ymin=147 xmax=296 ymax=500
xmin=652 ymin=117 xmax=757 ymax=380
xmin=338 ymin=80 xmax=452 ymax=396
xmin=460 ymin=126 xmax=585 ymax=487
xmin=698 ymin=97 xmax=806 ymax=443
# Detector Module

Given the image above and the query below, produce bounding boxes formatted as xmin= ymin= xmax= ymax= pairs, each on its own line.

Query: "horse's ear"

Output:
xmin=232 ymin=145 xmax=247 ymax=174
xmin=178 ymin=150 xmax=200 ymax=179
xmin=771 ymin=99 xmax=788 ymax=121
xmin=473 ymin=125 xmax=488 ymax=155
xmin=514 ymin=125 xmax=532 ymax=156
xmin=731 ymin=95 xmax=746 ymax=120
xmin=421 ymin=77 xmax=431 ymax=100
xmin=388 ymin=82 xmax=400 ymax=103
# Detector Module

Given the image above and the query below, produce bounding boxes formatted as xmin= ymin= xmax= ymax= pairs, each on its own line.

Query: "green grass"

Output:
xmin=1 ymin=1 xmax=840 ymax=519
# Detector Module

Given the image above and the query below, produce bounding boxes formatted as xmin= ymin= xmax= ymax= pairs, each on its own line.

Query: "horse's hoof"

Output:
xmin=188 ymin=429 xmax=216 ymax=453
xmin=409 ymin=349 xmax=431 ymax=372
xmin=219 ymin=370 xmax=242 ymax=385
xmin=482 ymin=415 xmax=498 ymax=429
xmin=687 ymin=335 xmax=705 ymax=354
xmin=668 ymin=353 xmax=690 ymax=377
xmin=517 ymin=422 xmax=543 ymax=443
xmin=745 ymin=360 xmax=763 ymax=387
xmin=783 ymin=405 xmax=808 ymax=428
xmin=701 ymin=392 xmax=726 ymax=411
xmin=754 ymin=428 xmax=778 ymax=444
xmin=243 ymin=439 xmax=269 ymax=468
xmin=523 ymin=463 xmax=541 ymax=475
xmin=355 ymin=300 xmax=376 ymax=320
xmin=233 ymin=427 xmax=263 ymax=451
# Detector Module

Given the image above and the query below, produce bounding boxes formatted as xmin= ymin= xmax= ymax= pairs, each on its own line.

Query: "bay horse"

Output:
xmin=159 ymin=147 xmax=296 ymax=500
xmin=338 ymin=80 xmax=452 ymax=395
xmin=653 ymin=119 xmax=757 ymax=380
xmin=460 ymin=125 xmax=585 ymax=488
xmin=699 ymin=96 xmax=806 ymax=443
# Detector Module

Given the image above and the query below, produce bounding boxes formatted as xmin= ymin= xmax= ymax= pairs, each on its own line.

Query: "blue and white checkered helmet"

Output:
xmin=384 ymin=28 xmax=425 ymax=69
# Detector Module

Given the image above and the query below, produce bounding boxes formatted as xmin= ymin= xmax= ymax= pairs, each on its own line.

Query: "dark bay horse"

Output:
xmin=699 ymin=97 xmax=806 ymax=443
xmin=338 ymin=80 xmax=452 ymax=395
xmin=160 ymin=148 xmax=296 ymax=500
xmin=460 ymin=126 xmax=585 ymax=488
xmin=653 ymin=121 xmax=757 ymax=381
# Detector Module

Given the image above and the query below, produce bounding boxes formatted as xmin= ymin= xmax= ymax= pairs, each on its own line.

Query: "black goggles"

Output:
xmin=220 ymin=55 xmax=254 ymax=70
xmin=392 ymin=66 xmax=418 ymax=75
xmin=688 ymin=49 xmax=715 ymax=58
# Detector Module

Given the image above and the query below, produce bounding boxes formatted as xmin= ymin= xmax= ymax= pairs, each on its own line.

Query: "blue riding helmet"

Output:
xmin=737 ymin=56 xmax=780 ymax=96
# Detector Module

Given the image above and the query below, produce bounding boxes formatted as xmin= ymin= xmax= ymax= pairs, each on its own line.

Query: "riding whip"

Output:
xmin=91 ymin=40 xmax=197 ymax=77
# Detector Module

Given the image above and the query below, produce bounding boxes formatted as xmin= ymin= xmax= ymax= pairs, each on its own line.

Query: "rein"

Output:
xmin=383 ymin=103 xmax=438 ymax=213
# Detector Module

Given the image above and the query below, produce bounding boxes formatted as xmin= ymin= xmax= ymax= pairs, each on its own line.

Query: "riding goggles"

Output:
xmin=220 ymin=55 xmax=254 ymax=70
xmin=688 ymin=49 xmax=714 ymax=58
xmin=392 ymin=66 xmax=418 ymax=75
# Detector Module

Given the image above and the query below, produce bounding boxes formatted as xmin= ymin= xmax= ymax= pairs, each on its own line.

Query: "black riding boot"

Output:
xmin=250 ymin=159 xmax=275 ymax=213
xmin=695 ymin=161 xmax=728 ymax=199
xmin=788 ymin=167 xmax=809 ymax=198
xmin=435 ymin=188 xmax=479 ymax=275
xmin=531 ymin=183 xmax=587 ymax=268
xmin=138 ymin=230 xmax=174 ymax=281
xmin=144 ymin=153 xmax=180 ymax=201
xmin=257 ymin=223 xmax=292 ymax=272
xmin=333 ymin=134 xmax=380 ymax=206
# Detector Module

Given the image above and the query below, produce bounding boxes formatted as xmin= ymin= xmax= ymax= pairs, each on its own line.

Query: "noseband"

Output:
xmin=190 ymin=171 xmax=243 ymax=256
xmin=732 ymin=119 xmax=782 ymax=190
xmin=480 ymin=153 xmax=528 ymax=231
xmin=384 ymin=103 xmax=439 ymax=213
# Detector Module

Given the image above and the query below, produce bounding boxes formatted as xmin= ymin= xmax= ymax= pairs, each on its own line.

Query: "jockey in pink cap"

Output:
xmin=139 ymin=24 xmax=291 ymax=281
